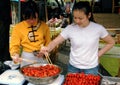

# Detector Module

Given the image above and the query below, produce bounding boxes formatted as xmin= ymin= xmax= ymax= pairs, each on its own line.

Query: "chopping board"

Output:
xmin=0 ymin=70 xmax=25 ymax=85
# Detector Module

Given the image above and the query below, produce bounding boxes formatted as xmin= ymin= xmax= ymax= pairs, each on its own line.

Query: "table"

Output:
xmin=0 ymin=70 xmax=64 ymax=85
xmin=0 ymin=60 xmax=64 ymax=85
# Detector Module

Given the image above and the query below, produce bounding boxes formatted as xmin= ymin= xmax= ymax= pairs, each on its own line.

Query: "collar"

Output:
xmin=25 ymin=21 xmax=41 ymax=31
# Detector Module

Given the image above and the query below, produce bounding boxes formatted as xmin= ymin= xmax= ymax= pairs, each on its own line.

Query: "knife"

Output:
xmin=20 ymin=58 xmax=37 ymax=64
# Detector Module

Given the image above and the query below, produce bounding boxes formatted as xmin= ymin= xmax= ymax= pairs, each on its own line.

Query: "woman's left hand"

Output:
xmin=33 ymin=50 xmax=44 ymax=58
xmin=36 ymin=52 xmax=44 ymax=58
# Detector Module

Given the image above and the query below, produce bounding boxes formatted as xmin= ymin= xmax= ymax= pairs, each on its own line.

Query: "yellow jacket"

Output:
xmin=10 ymin=20 xmax=51 ymax=56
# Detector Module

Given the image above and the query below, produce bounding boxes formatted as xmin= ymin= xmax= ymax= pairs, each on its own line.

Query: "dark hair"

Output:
xmin=60 ymin=13 xmax=64 ymax=17
xmin=73 ymin=1 xmax=95 ymax=22
xmin=22 ymin=0 xmax=39 ymax=20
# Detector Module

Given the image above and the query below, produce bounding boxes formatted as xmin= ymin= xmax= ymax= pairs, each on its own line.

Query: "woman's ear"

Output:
xmin=22 ymin=15 xmax=25 ymax=20
xmin=88 ymin=12 xmax=91 ymax=19
xmin=35 ymin=13 xmax=38 ymax=18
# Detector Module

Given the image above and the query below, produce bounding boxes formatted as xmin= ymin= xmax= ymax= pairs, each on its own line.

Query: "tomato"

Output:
xmin=21 ymin=64 xmax=60 ymax=78
xmin=63 ymin=73 xmax=101 ymax=85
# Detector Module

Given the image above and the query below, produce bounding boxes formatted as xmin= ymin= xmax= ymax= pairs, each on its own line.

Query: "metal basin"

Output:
xmin=19 ymin=63 xmax=62 ymax=85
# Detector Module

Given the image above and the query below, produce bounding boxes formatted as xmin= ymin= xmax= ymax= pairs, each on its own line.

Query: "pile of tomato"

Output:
xmin=21 ymin=64 xmax=60 ymax=78
xmin=63 ymin=72 xmax=101 ymax=85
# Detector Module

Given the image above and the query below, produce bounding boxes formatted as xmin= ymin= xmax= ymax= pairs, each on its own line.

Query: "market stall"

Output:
xmin=46 ymin=17 xmax=64 ymax=63
xmin=1 ymin=62 xmax=120 ymax=85
xmin=4 ymin=0 xmax=120 ymax=85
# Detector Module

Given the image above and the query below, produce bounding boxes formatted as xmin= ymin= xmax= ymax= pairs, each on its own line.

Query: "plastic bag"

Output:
xmin=0 ymin=61 xmax=11 ymax=74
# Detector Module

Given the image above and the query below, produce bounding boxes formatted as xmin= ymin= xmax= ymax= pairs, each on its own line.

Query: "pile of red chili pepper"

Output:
xmin=63 ymin=72 xmax=101 ymax=85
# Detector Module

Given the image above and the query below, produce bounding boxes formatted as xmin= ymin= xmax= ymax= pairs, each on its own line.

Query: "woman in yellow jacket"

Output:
xmin=10 ymin=0 xmax=51 ymax=67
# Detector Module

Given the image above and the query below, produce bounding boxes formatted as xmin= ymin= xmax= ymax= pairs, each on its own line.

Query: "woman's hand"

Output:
xmin=39 ymin=46 xmax=49 ymax=56
xmin=33 ymin=50 xmax=45 ymax=58
xmin=11 ymin=54 xmax=22 ymax=64
xmin=36 ymin=52 xmax=44 ymax=58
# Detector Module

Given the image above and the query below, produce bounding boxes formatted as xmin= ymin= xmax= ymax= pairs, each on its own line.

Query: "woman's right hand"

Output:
xmin=11 ymin=54 xmax=22 ymax=64
xmin=39 ymin=46 xmax=49 ymax=55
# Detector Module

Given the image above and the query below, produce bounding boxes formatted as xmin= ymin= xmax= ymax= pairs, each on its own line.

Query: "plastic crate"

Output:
xmin=100 ymin=76 xmax=120 ymax=85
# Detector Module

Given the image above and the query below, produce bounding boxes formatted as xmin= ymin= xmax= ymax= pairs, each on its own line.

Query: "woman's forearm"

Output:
xmin=47 ymin=35 xmax=65 ymax=52
xmin=98 ymin=43 xmax=114 ymax=57
xmin=98 ymin=35 xmax=115 ymax=57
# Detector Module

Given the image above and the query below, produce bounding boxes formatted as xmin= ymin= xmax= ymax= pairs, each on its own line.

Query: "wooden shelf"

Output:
xmin=112 ymin=0 xmax=120 ymax=13
xmin=114 ymin=6 xmax=120 ymax=7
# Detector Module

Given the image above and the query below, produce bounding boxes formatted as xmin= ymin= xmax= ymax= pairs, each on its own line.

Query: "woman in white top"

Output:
xmin=40 ymin=1 xmax=115 ymax=75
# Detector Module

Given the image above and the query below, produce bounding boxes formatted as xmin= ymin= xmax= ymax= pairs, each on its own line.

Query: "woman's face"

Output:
xmin=26 ymin=13 xmax=38 ymax=26
xmin=73 ymin=10 xmax=91 ymax=27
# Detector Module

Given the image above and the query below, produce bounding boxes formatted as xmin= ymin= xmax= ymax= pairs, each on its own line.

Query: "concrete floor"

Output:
xmin=55 ymin=41 xmax=70 ymax=75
